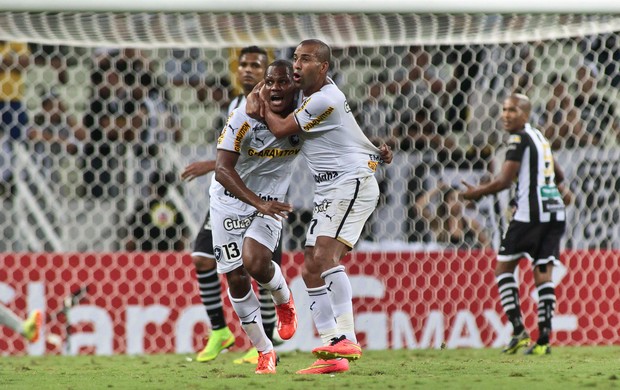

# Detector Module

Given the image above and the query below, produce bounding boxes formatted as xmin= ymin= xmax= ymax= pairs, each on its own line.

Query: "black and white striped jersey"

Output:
xmin=505 ymin=123 xmax=566 ymax=223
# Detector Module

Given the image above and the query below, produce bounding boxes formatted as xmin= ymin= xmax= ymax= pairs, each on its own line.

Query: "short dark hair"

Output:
xmin=267 ymin=59 xmax=293 ymax=75
xmin=299 ymin=39 xmax=331 ymax=63
xmin=239 ymin=46 xmax=268 ymax=60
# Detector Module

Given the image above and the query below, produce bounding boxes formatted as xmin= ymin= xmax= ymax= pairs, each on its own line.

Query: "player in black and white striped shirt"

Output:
xmin=462 ymin=93 xmax=572 ymax=356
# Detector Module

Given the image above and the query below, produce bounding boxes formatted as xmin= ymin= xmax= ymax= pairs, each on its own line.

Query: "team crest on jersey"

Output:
xmin=289 ymin=134 xmax=300 ymax=146
xmin=508 ymin=134 xmax=522 ymax=144
xmin=213 ymin=246 xmax=222 ymax=262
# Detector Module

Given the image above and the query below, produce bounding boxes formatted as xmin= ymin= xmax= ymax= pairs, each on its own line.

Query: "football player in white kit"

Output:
xmin=210 ymin=59 xmax=301 ymax=374
xmin=182 ymin=47 xmax=287 ymax=365
xmin=247 ymin=39 xmax=393 ymax=375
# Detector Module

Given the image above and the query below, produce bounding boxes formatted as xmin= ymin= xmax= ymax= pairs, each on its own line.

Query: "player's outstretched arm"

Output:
xmin=180 ymin=160 xmax=216 ymax=182
xmin=461 ymin=160 xmax=520 ymax=201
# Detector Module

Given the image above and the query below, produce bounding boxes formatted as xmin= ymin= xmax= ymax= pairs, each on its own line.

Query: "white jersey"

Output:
xmin=209 ymin=107 xmax=303 ymax=213
xmin=293 ymin=79 xmax=381 ymax=194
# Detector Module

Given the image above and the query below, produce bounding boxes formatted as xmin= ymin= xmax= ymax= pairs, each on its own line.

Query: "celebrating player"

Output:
xmin=181 ymin=46 xmax=284 ymax=365
xmin=461 ymin=93 xmax=572 ymax=355
xmin=247 ymin=39 xmax=393 ymax=374
xmin=209 ymin=59 xmax=301 ymax=374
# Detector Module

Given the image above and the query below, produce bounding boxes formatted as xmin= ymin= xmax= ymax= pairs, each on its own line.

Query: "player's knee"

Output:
xmin=301 ymin=257 xmax=323 ymax=280
xmin=225 ymin=267 xmax=252 ymax=297
xmin=192 ymin=255 xmax=216 ymax=271
xmin=301 ymin=264 xmax=323 ymax=287
xmin=243 ymin=255 xmax=272 ymax=282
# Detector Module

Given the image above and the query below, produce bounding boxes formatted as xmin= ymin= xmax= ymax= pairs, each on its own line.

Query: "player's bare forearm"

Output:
xmin=461 ymin=179 xmax=506 ymax=201
xmin=462 ymin=160 xmax=519 ymax=201
xmin=215 ymin=167 xmax=291 ymax=220
xmin=180 ymin=160 xmax=216 ymax=181
xmin=264 ymin=109 xmax=300 ymax=138
xmin=215 ymin=165 xmax=262 ymax=207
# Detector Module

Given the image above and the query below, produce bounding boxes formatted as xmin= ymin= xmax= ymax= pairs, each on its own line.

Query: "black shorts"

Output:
xmin=191 ymin=211 xmax=283 ymax=264
xmin=498 ymin=220 xmax=565 ymax=267
xmin=191 ymin=212 xmax=215 ymax=258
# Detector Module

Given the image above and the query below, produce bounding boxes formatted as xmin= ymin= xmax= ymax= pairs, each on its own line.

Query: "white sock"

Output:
xmin=306 ymin=285 xmax=339 ymax=345
xmin=228 ymin=289 xmax=272 ymax=353
xmin=321 ymin=265 xmax=356 ymax=343
xmin=258 ymin=261 xmax=290 ymax=305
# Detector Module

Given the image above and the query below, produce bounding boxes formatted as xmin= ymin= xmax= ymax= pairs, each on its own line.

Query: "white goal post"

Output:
xmin=1 ymin=0 xmax=619 ymax=13
xmin=0 ymin=2 xmax=619 ymax=49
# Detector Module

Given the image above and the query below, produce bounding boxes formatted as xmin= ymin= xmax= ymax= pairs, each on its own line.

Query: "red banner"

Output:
xmin=1 ymin=250 xmax=618 ymax=355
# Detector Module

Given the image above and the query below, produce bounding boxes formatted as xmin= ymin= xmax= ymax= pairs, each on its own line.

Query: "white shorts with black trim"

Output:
xmin=305 ymin=175 xmax=379 ymax=248
xmin=210 ymin=201 xmax=282 ymax=274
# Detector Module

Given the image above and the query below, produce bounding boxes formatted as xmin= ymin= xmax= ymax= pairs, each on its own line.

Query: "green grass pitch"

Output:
xmin=1 ymin=347 xmax=619 ymax=389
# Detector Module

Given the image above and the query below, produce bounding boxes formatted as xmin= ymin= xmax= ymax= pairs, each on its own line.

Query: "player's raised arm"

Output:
xmin=262 ymin=107 xmax=302 ymax=138
xmin=245 ymin=80 xmax=266 ymax=121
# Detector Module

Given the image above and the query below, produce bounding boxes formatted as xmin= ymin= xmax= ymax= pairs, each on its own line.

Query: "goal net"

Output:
xmin=1 ymin=4 xmax=619 ymax=354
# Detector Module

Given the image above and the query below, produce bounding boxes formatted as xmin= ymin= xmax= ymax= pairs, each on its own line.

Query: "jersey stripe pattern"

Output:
xmin=505 ymin=123 xmax=566 ymax=223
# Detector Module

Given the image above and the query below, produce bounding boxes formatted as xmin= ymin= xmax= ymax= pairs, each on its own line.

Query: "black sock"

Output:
xmin=536 ymin=282 xmax=555 ymax=345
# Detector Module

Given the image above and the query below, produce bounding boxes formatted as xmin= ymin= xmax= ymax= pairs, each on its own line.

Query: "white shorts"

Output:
xmin=305 ymin=176 xmax=379 ymax=248
xmin=210 ymin=201 xmax=282 ymax=274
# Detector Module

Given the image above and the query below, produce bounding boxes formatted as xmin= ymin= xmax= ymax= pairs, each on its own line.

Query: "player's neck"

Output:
xmin=302 ymin=78 xmax=329 ymax=98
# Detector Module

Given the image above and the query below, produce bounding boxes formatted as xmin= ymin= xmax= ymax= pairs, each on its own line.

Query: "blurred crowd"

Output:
xmin=0 ymin=36 xmax=618 ymax=251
